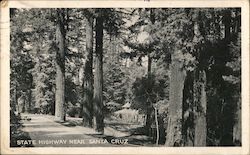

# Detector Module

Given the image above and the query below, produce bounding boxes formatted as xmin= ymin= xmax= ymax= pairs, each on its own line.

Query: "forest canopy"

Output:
xmin=10 ymin=8 xmax=241 ymax=146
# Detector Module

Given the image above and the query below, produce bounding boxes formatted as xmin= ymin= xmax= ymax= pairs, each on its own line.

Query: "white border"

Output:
xmin=1 ymin=0 xmax=249 ymax=154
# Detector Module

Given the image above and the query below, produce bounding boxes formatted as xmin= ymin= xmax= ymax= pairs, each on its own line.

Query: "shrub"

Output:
xmin=67 ymin=106 xmax=81 ymax=117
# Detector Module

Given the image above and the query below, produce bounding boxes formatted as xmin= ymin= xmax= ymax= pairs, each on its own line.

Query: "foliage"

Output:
xmin=31 ymin=54 xmax=56 ymax=114
xmin=103 ymin=50 xmax=127 ymax=106
xmin=9 ymin=8 xmax=241 ymax=146
xmin=131 ymin=74 xmax=167 ymax=113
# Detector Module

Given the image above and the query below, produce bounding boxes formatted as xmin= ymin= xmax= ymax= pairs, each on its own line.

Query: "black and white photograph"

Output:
xmin=1 ymin=0 xmax=249 ymax=154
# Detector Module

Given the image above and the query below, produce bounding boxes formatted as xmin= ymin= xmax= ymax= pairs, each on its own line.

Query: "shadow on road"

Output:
xmin=10 ymin=115 xmax=34 ymax=147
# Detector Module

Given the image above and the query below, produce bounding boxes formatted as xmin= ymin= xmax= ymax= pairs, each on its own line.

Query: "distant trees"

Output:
xmin=103 ymin=39 xmax=127 ymax=110
xmin=10 ymin=9 xmax=30 ymax=113
xmin=32 ymin=53 xmax=55 ymax=114
xmin=10 ymin=9 xmax=54 ymax=114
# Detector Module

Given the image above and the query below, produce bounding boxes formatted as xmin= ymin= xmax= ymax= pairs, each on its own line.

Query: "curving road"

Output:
xmin=19 ymin=113 xmax=137 ymax=147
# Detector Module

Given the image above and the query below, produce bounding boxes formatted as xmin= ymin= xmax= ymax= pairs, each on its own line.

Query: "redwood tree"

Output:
xmin=193 ymin=16 xmax=207 ymax=146
xmin=82 ymin=10 xmax=94 ymax=127
xmin=55 ymin=9 xmax=66 ymax=122
xmin=165 ymin=51 xmax=186 ymax=146
xmin=93 ymin=9 xmax=104 ymax=133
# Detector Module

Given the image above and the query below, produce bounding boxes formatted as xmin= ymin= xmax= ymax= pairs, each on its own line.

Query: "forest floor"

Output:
xmin=14 ymin=113 xmax=154 ymax=147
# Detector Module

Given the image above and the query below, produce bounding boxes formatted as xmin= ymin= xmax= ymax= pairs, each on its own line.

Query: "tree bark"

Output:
xmin=219 ymin=9 xmax=234 ymax=145
xmin=223 ymin=9 xmax=231 ymax=43
xmin=194 ymin=70 xmax=207 ymax=146
xmin=233 ymin=98 xmax=241 ymax=146
xmin=145 ymin=54 xmax=153 ymax=135
xmin=93 ymin=11 xmax=104 ymax=133
xmin=55 ymin=9 xmax=66 ymax=122
xmin=82 ymin=13 xmax=94 ymax=127
xmin=24 ymin=90 xmax=31 ymax=113
xmin=165 ymin=51 xmax=186 ymax=146
xmin=193 ymin=19 xmax=207 ymax=146
xmin=145 ymin=8 xmax=155 ymax=135
xmin=154 ymin=107 xmax=159 ymax=145
xmin=13 ymin=80 xmax=17 ymax=112
xmin=232 ymin=13 xmax=241 ymax=145
xmin=182 ymin=72 xmax=194 ymax=146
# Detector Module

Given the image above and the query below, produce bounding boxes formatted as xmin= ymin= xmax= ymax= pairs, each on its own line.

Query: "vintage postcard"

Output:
xmin=0 ymin=0 xmax=249 ymax=154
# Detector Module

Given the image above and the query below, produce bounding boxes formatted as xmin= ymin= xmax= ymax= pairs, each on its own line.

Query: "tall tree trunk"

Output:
xmin=233 ymin=98 xmax=241 ymax=146
xmin=154 ymin=107 xmax=159 ymax=145
xmin=219 ymin=9 xmax=233 ymax=145
xmin=79 ymin=66 xmax=84 ymax=86
xmin=145 ymin=8 xmax=155 ymax=136
xmin=82 ymin=13 xmax=94 ymax=127
xmin=223 ymin=9 xmax=231 ymax=43
xmin=194 ymin=70 xmax=207 ymax=146
xmin=232 ymin=14 xmax=241 ymax=146
xmin=55 ymin=9 xmax=66 ymax=122
xmin=13 ymin=80 xmax=17 ymax=112
xmin=165 ymin=51 xmax=186 ymax=146
xmin=93 ymin=11 xmax=104 ymax=133
xmin=24 ymin=90 xmax=31 ymax=113
xmin=145 ymin=54 xmax=153 ymax=135
xmin=193 ymin=19 xmax=207 ymax=146
xmin=182 ymin=72 xmax=194 ymax=146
